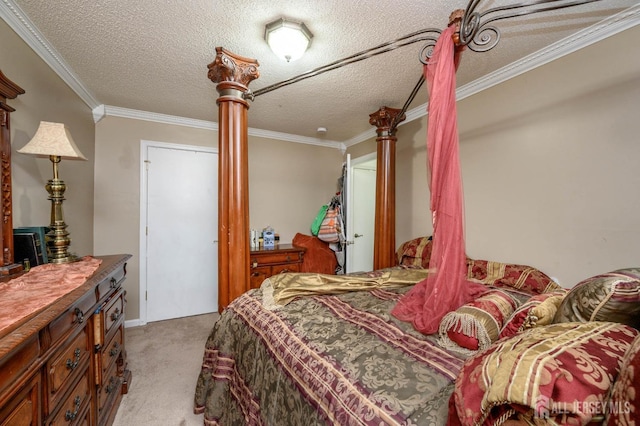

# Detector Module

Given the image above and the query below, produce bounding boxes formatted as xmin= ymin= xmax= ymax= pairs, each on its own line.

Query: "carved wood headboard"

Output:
xmin=0 ymin=69 xmax=25 ymax=275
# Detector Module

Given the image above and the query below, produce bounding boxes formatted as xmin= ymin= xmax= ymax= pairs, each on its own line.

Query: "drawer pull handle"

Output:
xmin=109 ymin=342 xmax=120 ymax=357
xmin=105 ymin=376 xmax=117 ymax=394
xmin=286 ymin=255 xmax=291 ymax=261
xmin=66 ymin=348 xmax=81 ymax=370
xmin=110 ymin=277 xmax=118 ymax=288
xmin=65 ymin=395 xmax=81 ymax=421
xmin=110 ymin=308 xmax=121 ymax=321
xmin=279 ymin=269 xmax=290 ymax=274
xmin=74 ymin=307 xmax=84 ymax=324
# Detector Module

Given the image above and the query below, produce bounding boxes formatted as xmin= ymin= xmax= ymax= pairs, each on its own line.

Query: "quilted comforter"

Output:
xmin=194 ymin=277 xmax=469 ymax=425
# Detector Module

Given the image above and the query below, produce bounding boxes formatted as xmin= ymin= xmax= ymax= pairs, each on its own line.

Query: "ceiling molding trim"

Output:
xmin=96 ymin=105 xmax=217 ymax=130
xmin=345 ymin=5 xmax=640 ymax=148
xmin=343 ymin=129 xmax=377 ymax=148
xmin=96 ymin=104 xmax=346 ymax=150
xmin=244 ymin=128 xmax=345 ymax=151
xmin=0 ymin=0 xmax=101 ymax=108
xmin=455 ymin=4 xmax=640 ymax=102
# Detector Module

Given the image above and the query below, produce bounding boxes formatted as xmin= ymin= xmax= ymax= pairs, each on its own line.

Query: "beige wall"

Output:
xmin=2 ymin=19 xmax=95 ymax=259
xmin=94 ymin=116 xmax=343 ymax=320
xmin=247 ymin=136 xmax=344 ymax=240
xmin=458 ymin=25 xmax=640 ymax=287
xmin=352 ymin=24 xmax=640 ymax=288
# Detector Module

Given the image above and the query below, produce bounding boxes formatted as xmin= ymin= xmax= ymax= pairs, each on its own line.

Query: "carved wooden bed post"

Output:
xmin=207 ymin=48 xmax=259 ymax=311
xmin=369 ymin=107 xmax=405 ymax=270
xmin=0 ymin=70 xmax=24 ymax=275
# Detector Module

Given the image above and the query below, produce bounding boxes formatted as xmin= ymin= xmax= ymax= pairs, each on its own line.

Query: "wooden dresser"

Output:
xmin=249 ymin=244 xmax=305 ymax=289
xmin=0 ymin=254 xmax=132 ymax=426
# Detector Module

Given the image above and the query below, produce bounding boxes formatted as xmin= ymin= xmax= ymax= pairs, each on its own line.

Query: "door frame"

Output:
xmin=138 ymin=140 xmax=218 ymax=326
xmin=346 ymin=152 xmax=377 ymax=273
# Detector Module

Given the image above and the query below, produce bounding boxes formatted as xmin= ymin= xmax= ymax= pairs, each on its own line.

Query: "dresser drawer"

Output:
xmin=48 ymin=292 xmax=96 ymax=347
xmin=46 ymin=327 xmax=90 ymax=411
xmin=96 ymin=263 xmax=127 ymax=302
xmin=74 ymin=400 xmax=91 ymax=426
xmin=74 ymin=403 xmax=94 ymax=426
xmin=97 ymin=362 xmax=121 ymax=418
xmin=47 ymin=367 xmax=90 ymax=426
xmin=250 ymin=250 xmax=302 ymax=266
xmin=0 ymin=374 xmax=40 ymax=426
xmin=100 ymin=326 xmax=123 ymax=379
xmin=272 ymin=263 xmax=300 ymax=275
xmin=0 ymin=335 xmax=39 ymax=398
xmin=102 ymin=289 xmax=124 ymax=342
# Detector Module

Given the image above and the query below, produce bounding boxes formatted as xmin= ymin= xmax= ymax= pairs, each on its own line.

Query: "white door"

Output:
xmin=143 ymin=142 xmax=218 ymax=322
xmin=346 ymin=154 xmax=376 ymax=273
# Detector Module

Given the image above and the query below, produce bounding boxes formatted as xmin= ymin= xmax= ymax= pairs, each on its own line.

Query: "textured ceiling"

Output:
xmin=4 ymin=0 xmax=639 ymax=145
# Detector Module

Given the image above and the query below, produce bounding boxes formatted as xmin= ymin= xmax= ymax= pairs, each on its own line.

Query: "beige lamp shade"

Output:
xmin=18 ymin=121 xmax=87 ymax=160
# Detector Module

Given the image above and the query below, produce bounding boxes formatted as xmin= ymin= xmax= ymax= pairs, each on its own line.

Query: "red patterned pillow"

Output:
xmin=499 ymin=291 xmax=566 ymax=339
xmin=395 ymin=236 xmax=432 ymax=268
xmin=467 ymin=259 xmax=561 ymax=295
xmin=438 ymin=289 xmax=518 ymax=353
xmin=605 ymin=333 xmax=640 ymax=424
xmin=451 ymin=322 xmax=639 ymax=425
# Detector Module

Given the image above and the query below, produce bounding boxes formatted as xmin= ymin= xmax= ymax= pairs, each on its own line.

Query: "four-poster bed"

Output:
xmin=196 ymin=1 xmax=640 ymax=424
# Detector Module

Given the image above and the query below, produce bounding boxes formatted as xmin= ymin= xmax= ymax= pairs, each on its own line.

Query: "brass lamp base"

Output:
xmin=46 ymin=175 xmax=78 ymax=264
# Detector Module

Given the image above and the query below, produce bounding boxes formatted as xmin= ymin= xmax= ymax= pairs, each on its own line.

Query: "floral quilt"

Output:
xmin=194 ymin=283 xmax=468 ymax=425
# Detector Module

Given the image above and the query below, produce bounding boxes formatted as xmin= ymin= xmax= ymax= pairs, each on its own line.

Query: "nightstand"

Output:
xmin=249 ymin=244 xmax=305 ymax=289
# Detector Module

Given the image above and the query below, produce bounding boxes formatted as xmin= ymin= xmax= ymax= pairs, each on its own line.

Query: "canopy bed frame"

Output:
xmin=208 ymin=0 xmax=604 ymax=312
xmin=196 ymin=1 xmax=640 ymax=425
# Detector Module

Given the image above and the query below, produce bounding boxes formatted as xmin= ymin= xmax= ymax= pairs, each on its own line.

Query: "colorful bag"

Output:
xmin=317 ymin=206 xmax=341 ymax=243
xmin=311 ymin=205 xmax=329 ymax=236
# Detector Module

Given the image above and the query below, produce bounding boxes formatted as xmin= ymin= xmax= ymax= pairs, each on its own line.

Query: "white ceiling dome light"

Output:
xmin=265 ymin=18 xmax=313 ymax=62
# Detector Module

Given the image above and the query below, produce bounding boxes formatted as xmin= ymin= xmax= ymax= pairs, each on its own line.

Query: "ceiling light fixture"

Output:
xmin=264 ymin=18 xmax=313 ymax=62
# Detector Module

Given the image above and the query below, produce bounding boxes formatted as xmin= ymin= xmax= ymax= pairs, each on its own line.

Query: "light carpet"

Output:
xmin=113 ymin=312 xmax=219 ymax=426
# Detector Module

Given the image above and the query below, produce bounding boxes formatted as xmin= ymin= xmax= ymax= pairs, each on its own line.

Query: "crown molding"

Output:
xmin=93 ymin=105 xmax=216 ymax=130
xmin=1 ymin=0 xmax=101 ymax=108
xmin=4 ymin=0 xmax=638 ymax=150
xmin=247 ymin=127 xmax=345 ymax=151
xmin=344 ymin=4 xmax=640 ymax=148
xmin=455 ymin=4 xmax=640 ymax=102
xmin=94 ymin=104 xmax=346 ymax=150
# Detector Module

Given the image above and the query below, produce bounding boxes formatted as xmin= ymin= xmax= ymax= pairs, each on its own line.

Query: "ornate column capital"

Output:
xmin=369 ymin=106 xmax=405 ymax=137
xmin=207 ymin=47 xmax=260 ymax=89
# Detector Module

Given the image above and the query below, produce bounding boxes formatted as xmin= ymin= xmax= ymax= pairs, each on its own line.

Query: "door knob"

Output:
xmin=354 ymin=234 xmax=363 ymax=238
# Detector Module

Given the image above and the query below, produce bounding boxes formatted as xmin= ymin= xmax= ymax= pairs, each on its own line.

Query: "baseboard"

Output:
xmin=124 ymin=318 xmax=146 ymax=328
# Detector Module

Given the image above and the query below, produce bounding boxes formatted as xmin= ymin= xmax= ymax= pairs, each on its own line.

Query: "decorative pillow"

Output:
xmin=395 ymin=236 xmax=432 ymax=268
xmin=467 ymin=259 xmax=562 ymax=295
xmin=554 ymin=268 xmax=640 ymax=329
xmin=451 ymin=322 xmax=639 ymax=426
xmin=605 ymin=333 xmax=640 ymax=425
xmin=438 ymin=289 xmax=519 ymax=353
xmin=499 ymin=291 xmax=566 ymax=339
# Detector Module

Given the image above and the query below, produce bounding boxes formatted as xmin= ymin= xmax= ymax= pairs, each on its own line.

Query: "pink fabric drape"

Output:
xmin=0 ymin=256 xmax=102 ymax=337
xmin=391 ymin=26 xmax=486 ymax=334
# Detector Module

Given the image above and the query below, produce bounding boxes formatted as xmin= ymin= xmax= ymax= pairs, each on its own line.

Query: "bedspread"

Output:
xmin=194 ymin=283 xmax=468 ymax=425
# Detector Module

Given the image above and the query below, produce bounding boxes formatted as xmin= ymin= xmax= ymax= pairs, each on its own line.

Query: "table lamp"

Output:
xmin=18 ymin=121 xmax=87 ymax=263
